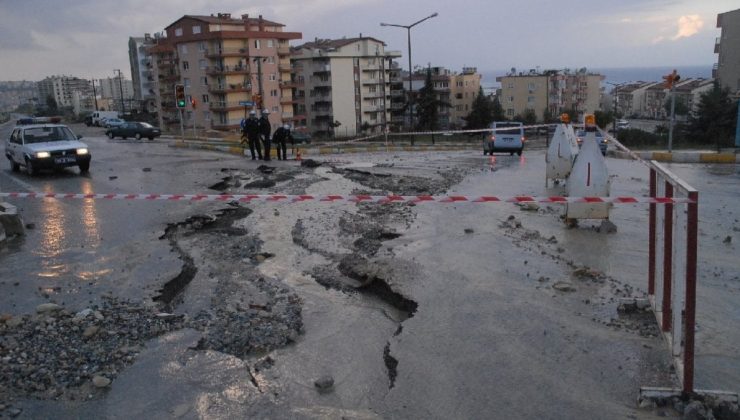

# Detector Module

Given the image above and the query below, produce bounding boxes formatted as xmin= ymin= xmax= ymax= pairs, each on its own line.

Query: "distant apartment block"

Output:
xmin=641 ymin=78 xmax=715 ymax=119
xmin=129 ymin=34 xmax=159 ymax=113
xmin=290 ymin=37 xmax=401 ymax=137
xmin=36 ymin=76 xmax=92 ymax=109
xmin=497 ymin=68 xmax=604 ymax=121
xmin=149 ymin=13 xmax=301 ymax=131
xmin=96 ymin=77 xmax=135 ymax=112
xmin=613 ymin=82 xmax=657 ymax=118
xmin=714 ymin=8 xmax=740 ymax=96
xmin=391 ymin=66 xmax=481 ymax=129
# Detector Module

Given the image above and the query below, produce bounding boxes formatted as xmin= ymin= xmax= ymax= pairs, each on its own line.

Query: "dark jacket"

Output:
xmin=243 ymin=117 xmax=260 ymax=138
xmin=272 ymin=127 xmax=293 ymax=144
xmin=258 ymin=117 xmax=271 ymax=137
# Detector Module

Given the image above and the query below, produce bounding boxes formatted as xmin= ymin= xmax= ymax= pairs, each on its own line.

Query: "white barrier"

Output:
xmin=566 ymin=131 xmax=610 ymax=221
xmin=545 ymin=124 xmax=578 ymax=184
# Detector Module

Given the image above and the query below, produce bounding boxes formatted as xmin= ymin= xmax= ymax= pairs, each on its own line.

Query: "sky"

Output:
xmin=0 ymin=0 xmax=737 ymax=81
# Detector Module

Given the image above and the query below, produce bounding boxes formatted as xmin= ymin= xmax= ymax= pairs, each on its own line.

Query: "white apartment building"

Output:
xmin=97 ymin=77 xmax=135 ymax=113
xmin=129 ymin=34 xmax=159 ymax=112
xmin=36 ymin=76 xmax=92 ymax=109
xmin=291 ymin=37 xmax=401 ymax=137
xmin=714 ymin=8 xmax=740 ymax=95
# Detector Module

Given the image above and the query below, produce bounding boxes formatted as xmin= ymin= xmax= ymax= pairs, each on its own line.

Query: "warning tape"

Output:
xmin=0 ymin=192 xmax=694 ymax=204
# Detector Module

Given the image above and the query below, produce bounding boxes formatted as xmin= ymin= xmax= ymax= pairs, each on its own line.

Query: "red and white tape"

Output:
xmin=0 ymin=192 xmax=694 ymax=204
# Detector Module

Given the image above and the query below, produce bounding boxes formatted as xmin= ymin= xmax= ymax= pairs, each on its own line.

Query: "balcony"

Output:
xmin=362 ymin=78 xmax=382 ymax=85
xmin=206 ymin=48 xmax=250 ymax=58
xmin=207 ymin=64 xmax=250 ymax=76
xmin=209 ymin=101 xmax=247 ymax=111
xmin=363 ymin=91 xmax=384 ymax=98
xmin=362 ymin=63 xmax=381 ymax=71
xmin=278 ymin=63 xmax=292 ymax=72
xmin=363 ymin=105 xmax=384 ymax=113
xmin=157 ymin=58 xmax=178 ymax=67
xmin=277 ymin=45 xmax=291 ymax=56
xmin=208 ymin=83 xmax=252 ymax=94
xmin=158 ymin=74 xmax=180 ymax=83
xmin=390 ymin=89 xmax=404 ymax=96
xmin=280 ymin=97 xmax=296 ymax=105
xmin=391 ymin=102 xmax=405 ymax=110
xmin=313 ymin=64 xmax=331 ymax=74
xmin=714 ymin=37 xmax=720 ymax=54
xmin=712 ymin=62 xmax=719 ymax=79
xmin=312 ymin=107 xmax=333 ymax=116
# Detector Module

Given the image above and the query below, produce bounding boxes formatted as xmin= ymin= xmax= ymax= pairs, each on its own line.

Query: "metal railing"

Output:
xmin=649 ymin=161 xmax=698 ymax=394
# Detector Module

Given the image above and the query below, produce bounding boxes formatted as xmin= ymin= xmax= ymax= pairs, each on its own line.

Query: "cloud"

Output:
xmin=672 ymin=15 xmax=703 ymax=40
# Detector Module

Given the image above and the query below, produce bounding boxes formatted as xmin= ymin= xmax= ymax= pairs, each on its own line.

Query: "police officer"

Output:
xmin=259 ymin=110 xmax=272 ymax=161
xmin=242 ymin=110 xmax=262 ymax=160
xmin=272 ymin=124 xmax=293 ymax=161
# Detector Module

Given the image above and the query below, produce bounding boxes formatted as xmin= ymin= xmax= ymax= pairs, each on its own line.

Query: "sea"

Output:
xmin=480 ymin=65 xmax=712 ymax=91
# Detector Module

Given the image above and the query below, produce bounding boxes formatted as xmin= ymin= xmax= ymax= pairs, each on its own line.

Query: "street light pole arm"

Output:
xmin=409 ymin=12 xmax=438 ymax=28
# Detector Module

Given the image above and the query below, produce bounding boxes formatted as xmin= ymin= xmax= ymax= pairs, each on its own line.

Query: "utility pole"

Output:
xmin=253 ymin=57 xmax=266 ymax=112
xmin=114 ymin=69 xmax=126 ymax=114
xmin=91 ymin=78 xmax=99 ymax=111
xmin=662 ymin=70 xmax=680 ymax=152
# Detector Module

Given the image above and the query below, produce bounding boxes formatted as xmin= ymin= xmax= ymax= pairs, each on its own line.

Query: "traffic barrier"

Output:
xmin=566 ymin=131 xmax=610 ymax=221
xmin=545 ymin=124 xmax=578 ymax=184
xmin=0 ymin=192 xmax=694 ymax=204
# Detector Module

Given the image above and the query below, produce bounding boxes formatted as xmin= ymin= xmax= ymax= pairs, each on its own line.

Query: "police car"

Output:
xmin=5 ymin=124 xmax=91 ymax=175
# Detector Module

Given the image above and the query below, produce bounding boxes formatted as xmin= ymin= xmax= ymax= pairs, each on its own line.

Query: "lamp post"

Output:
xmin=381 ymin=12 xmax=438 ymax=131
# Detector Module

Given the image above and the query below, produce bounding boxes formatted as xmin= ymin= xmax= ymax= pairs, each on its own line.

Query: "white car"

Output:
xmin=4 ymin=124 xmax=91 ymax=175
xmin=104 ymin=118 xmax=125 ymax=128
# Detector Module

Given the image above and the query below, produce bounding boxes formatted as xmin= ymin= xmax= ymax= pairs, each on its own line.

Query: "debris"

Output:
xmin=256 ymin=165 xmax=275 ymax=174
xmin=464 ymin=228 xmax=474 ymax=234
xmin=92 ymin=375 xmax=111 ymax=388
xmin=598 ymin=220 xmax=618 ymax=234
xmin=723 ymin=236 xmax=732 ymax=244
xmin=25 ymin=223 xmax=35 ymax=230
xmin=142 ymin=168 xmax=152 ymax=172
xmin=314 ymin=375 xmax=334 ymax=392
xmin=552 ymin=281 xmax=576 ymax=292
xmin=36 ymin=303 xmax=63 ymax=314
xmin=300 ymin=159 xmax=321 ymax=168
xmin=109 ymin=176 xmax=118 ymax=180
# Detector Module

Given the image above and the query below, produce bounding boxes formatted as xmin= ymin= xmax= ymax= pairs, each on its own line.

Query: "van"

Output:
xmin=90 ymin=111 xmax=119 ymax=127
xmin=484 ymin=121 xmax=525 ymax=156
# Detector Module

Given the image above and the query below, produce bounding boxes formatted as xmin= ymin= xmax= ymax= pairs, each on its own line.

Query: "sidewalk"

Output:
xmin=609 ymin=149 xmax=739 ymax=163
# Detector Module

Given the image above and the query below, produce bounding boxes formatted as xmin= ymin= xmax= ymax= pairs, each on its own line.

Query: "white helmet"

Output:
xmin=262 ymin=109 xmax=270 ymax=115
xmin=283 ymin=124 xmax=291 ymax=130
xmin=249 ymin=110 xmax=256 ymax=116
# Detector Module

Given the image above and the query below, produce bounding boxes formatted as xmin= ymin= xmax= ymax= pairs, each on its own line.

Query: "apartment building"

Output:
xmin=150 ymin=13 xmax=301 ymax=132
xmin=388 ymin=66 xmax=480 ymax=130
xmin=641 ymin=78 xmax=715 ymax=119
xmin=497 ymin=69 xmax=604 ymax=121
xmin=96 ymin=77 xmax=135 ymax=112
xmin=36 ymin=76 xmax=92 ymax=109
xmin=290 ymin=37 xmax=401 ymax=137
xmin=613 ymin=82 xmax=658 ymax=117
xmin=129 ymin=34 xmax=159 ymax=113
xmin=449 ymin=67 xmax=482 ymax=128
xmin=714 ymin=8 xmax=740 ymax=96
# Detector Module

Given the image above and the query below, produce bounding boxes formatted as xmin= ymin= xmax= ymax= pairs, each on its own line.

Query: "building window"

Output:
xmin=175 ymin=28 xmax=183 ymax=37
xmin=353 ymin=58 xmax=359 ymax=66
xmin=527 ymin=96 xmax=535 ymax=103
xmin=269 ymin=74 xmax=276 ymax=81
xmin=508 ymin=83 xmax=514 ymax=89
xmin=267 ymin=40 xmax=274 ymax=48
xmin=183 ymin=61 xmax=189 ymax=70
xmin=192 ymin=25 xmax=201 ymax=35
xmin=270 ymin=89 xmax=278 ymax=97
xmin=202 ymin=76 xmax=208 ymax=85
xmin=508 ymin=96 xmax=514 ymax=103
xmin=254 ymin=40 xmax=261 ymax=49
xmin=507 ymin=109 xmax=514 ymax=116
xmin=203 ymin=111 xmax=211 ymax=120
xmin=179 ymin=44 xmax=188 ymax=55
xmin=202 ymin=94 xmax=209 ymax=103
xmin=198 ymin=42 xmax=206 ymax=52
xmin=272 ymin=106 xmax=279 ymax=112
xmin=199 ymin=59 xmax=207 ymax=69
xmin=184 ymin=78 xmax=190 ymax=87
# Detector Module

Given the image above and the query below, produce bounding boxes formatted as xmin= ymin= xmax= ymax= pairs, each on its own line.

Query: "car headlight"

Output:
xmin=76 ymin=148 xmax=89 ymax=155
xmin=36 ymin=151 xmax=50 ymax=159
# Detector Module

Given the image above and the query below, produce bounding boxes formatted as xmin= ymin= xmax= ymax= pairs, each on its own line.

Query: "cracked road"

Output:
xmin=1 ymin=121 xmax=739 ymax=419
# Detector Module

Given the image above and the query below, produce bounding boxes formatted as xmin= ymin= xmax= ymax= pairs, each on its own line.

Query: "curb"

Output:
xmin=608 ymin=150 xmax=739 ymax=164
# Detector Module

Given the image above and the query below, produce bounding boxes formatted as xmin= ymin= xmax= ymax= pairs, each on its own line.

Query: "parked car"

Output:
xmin=105 ymin=122 xmax=161 ymax=140
xmin=90 ymin=111 xmax=119 ymax=127
xmin=103 ymin=118 xmax=125 ymax=128
xmin=576 ymin=129 xmax=608 ymax=155
xmin=292 ymin=131 xmax=312 ymax=144
xmin=4 ymin=124 xmax=90 ymax=175
xmin=616 ymin=119 xmax=630 ymax=129
xmin=484 ymin=121 xmax=525 ymax=156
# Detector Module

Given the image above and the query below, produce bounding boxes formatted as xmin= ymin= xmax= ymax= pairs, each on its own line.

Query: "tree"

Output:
xmin=463 ymin=87 xmax=493 ymax=129
xmin=44 ymin=95 xmax=58 ymax=115
xmin=664 ymin=95 xmax=690 ymax=117
xmin=492 ymin=95 xmax=505 ymax=121
xmin=686 ymin=81 xmax=738 ymax=150
xmin=522 ymin=109 xmax=537 ymax=125
xmin=416 ymin=67 xmax=442 ymax=131
xmin=594 ymin=110 xmax=614 ymax=129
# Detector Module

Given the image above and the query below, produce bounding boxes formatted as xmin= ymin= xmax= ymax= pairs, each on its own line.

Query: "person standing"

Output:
xmin=259 ymin=110 xmax=272 ymax=161
xmin=243 ymin=110 xmax=262 ymax=160
xmin=272 ymin=124 xmax=293 ymax=161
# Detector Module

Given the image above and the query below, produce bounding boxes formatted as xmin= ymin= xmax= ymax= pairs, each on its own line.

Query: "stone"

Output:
xmin=464 ymin=228 xmax=474 ymax=234
xmin=36 ymin=303 xmax=63 ymax=313
xmin=5 ymin=317 xmax=23 ymax=328
xmin=255 ymin=255 xmax=266 ymax=263
xmin=83 ymin=326 xmax=99 ymax=338
xmin=683 ymin=401 xmax=710 ymax=420
xmin=518 ymin=203 xmax=540 ymax=212
xmin=314 ymin=375 xmax=334 ymax=392
xmin=300 ymin=159 xmax=321 ymax=168
xmin=92 ymin=375 xmax=111 ymax=388
xmin=75 ymin=309 xmax=93 ymax=319
xmin=172 ymin=403 xmax=191 ymax=418
xmin=142 ymin=167 xmax=152 ymax=172
xmin=25 ymin=223 xmax=36 ymax=230
xmin=598 ymin=220 xmax=618 ymax=234
xmin=0 ymin=313 xmax=12 ymax=322
xmin=723 ymin=236 xmax=732 ymax=244
xmin=552 ymin=281 xmax=576 ymax=292
xmin=8 ymin=408 xmax=22 ymax=417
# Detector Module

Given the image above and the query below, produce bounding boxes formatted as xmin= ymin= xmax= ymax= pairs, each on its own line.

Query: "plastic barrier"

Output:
xmin=565 ymin=131 xmax=610 ymax=221
xmin=545 ymin=124 xmax=577 ymax=184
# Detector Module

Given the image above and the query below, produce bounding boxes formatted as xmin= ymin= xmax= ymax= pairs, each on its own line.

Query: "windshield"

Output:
xmin=23 ymin=126 xmax=76 ymax=143
xmin=139 ymin=122 xmax=154 ymax=128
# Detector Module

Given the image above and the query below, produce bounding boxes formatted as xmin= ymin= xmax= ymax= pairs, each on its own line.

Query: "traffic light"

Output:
xmin=175 ymin=84 xmax=186 ymax=108
xmin=252 ymin=93 xmax=262 ymax=107
xmin=662 ymin=70 xmax=681 ymax=89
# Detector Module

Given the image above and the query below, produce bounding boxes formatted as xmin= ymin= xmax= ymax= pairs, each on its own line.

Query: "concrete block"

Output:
xmin=0 ymin=201 xmax=25 ymax=237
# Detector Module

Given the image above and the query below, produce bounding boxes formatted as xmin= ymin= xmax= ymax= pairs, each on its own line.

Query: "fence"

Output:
xmin=648 ymin=161 xmax=698 ymax=394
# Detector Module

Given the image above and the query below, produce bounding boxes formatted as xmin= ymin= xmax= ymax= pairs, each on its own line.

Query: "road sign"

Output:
xmin=239 ymin=101 xmax=254 ymax=106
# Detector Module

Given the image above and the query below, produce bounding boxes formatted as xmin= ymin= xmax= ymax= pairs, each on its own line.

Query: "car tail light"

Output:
xmin=577 ymin=137 xmax=582 ymax=144
xmin=490 ymin=135 xmax=496 ymax=141
xmin=521 ymin=136 xmax=526 ymax=142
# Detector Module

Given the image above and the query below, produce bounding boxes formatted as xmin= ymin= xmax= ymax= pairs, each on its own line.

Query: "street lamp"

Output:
xmin=381 ymin=12 xmax=438 ymax=131
xmin=114 ymin=69 xmax=125 ymax=114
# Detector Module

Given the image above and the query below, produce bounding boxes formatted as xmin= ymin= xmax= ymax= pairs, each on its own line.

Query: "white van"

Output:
xmin=90 ymin=111 xmax=119 ymax=127
xmin=484 ymin=121 xmax=525 ymax=156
